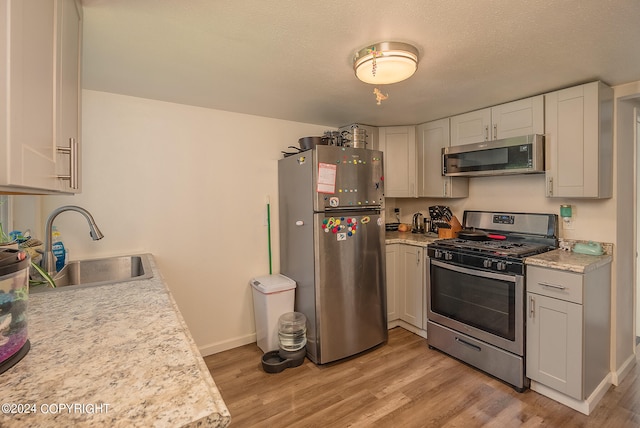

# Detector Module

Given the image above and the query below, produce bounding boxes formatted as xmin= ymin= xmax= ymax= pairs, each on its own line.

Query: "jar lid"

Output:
xmin=278 ymin=311 xmax=307 ymax=327
xmin=0 ymin=248 xmax=30 ymax=276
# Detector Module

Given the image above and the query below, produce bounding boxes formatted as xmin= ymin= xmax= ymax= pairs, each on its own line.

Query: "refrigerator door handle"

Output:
xmin=320 ymin=206 xmax=382 ymax=214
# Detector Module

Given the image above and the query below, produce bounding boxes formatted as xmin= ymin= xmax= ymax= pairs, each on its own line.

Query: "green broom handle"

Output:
xmin=267 ymin=198 xmax=272 ymax=275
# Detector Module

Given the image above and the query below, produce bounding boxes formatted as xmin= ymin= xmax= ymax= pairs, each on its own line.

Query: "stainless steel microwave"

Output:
xmin=442 ymin=134 xmax=544 ymax=177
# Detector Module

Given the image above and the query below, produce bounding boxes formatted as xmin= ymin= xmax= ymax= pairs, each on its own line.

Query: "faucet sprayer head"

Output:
xmin=89 ymin=223 xmax=104 ymax=241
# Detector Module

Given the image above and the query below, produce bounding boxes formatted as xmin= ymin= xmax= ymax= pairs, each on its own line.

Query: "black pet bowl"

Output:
xmin=261 ymin=347 xmax=306 ymax=374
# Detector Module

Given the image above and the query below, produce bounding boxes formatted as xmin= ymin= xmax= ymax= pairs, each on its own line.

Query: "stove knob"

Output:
xmin=483 ymin=259 xmax=492 ymax=268
xmin=434 ymin=250 xmax=442 ymax=259
xmin=444 ymin=252 xmax=453 ymax=261
xmin=496 ymin=261 xmax=507 ymax=271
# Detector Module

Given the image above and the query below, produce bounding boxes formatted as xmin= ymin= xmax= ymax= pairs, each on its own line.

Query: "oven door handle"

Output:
xmin=430 ymin=259 xmax=517 ymax=283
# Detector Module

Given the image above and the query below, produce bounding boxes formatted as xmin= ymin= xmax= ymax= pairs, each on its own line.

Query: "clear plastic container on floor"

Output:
xmin=277 ymin=312 xmax=307 ymax=352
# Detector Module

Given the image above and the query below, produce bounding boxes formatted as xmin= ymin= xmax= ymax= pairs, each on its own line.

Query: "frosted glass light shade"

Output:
xmin=353 ymin=42 xmax=419 ymax=85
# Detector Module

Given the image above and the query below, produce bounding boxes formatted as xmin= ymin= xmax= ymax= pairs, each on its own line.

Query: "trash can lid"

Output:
xmin=250 ymin=274 xmax=296 ymax=294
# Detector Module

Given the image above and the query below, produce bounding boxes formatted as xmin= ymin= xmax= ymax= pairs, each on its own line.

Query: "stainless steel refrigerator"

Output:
xmin=278 ymin=145 xmax=387 ymax=364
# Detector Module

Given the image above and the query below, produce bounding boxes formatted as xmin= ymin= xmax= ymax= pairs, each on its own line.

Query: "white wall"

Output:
xmin=637 ymin=109 xmax=640 ymax=336
xmin=28 ymin=90 xmax=329 ymax=355
xmin=613 ymin=81 xmax=640 ymax=380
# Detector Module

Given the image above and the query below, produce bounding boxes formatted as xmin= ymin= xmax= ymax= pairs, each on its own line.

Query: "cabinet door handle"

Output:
xmin=57 ymin=138 xmax=79 ymax=189
xmin=484 ymin=125 xmax=489 ymax=141
xmin=493 ymin=124 xmax=497 ymax=140
xmin=443 ymin=181 xmax=448 ymax=197
xmin=547 ymin=177 xmax=553 ymax=196
xmin=529 ymin=295 xmax=535 ymax=319
xmin=539 ymin=282 xmax=566 ymax=290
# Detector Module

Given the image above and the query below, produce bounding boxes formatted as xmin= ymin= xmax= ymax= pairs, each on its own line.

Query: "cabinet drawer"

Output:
xmin=527 ymin=266 xmax=583 ymax=304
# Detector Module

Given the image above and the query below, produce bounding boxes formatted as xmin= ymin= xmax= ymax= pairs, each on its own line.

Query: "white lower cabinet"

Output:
xmin=526 ymin=291 xmax=583 ymax=398
xmin=385 ymin=244 xmax=400 ymax=322
xmin=399 ymin=244 xmax=423 ymax=328
xmin=526 ymin=263 xmax=611 ymax=408
xmin=386 ymin=243 xmax=424 ymax=331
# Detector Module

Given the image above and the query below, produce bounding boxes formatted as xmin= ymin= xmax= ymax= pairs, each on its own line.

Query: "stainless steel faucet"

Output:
xmin=41 ymin=205 xmax=104 ymax=275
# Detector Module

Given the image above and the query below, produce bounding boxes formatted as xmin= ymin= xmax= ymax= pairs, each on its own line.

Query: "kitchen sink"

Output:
xmin=31 ymin=254 xmax=153 ymax=293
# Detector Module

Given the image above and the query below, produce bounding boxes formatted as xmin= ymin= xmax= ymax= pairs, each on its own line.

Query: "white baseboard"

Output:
xmin=611 ymin=352 xmax=636 ymax=385
xmin=200 ymin=321 xmax=428 ymax=357
xmin=388 ymin=319 xmax=427 ymax=339
xmin=530 ymin=374 xmax=612 ymax=415
xmin=198 ymin=332 xmax=256 ymax=357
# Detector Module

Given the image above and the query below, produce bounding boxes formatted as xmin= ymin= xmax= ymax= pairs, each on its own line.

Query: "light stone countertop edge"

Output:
xmin=385 ymin=231 xmax=440 ymax=247
xmin=525 ymin=248 xmax=613 ymax=273
xmin=0 ymin=253 xmax=231 ymax=428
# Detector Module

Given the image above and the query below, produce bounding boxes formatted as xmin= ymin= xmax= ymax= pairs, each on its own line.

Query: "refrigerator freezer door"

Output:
xmin=311 ymin=209 xmax=387 ymax=363
xmin=314 ymin=146 xmax=384 ymax=211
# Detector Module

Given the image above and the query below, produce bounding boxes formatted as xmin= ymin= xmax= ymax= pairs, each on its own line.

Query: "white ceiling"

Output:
xmin=80 ymin=0 xmax=640 ymax=128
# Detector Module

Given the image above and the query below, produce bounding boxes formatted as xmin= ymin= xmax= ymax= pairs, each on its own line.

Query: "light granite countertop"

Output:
xmin=525 ymin=248 xmax=613 ymax=273
xmin=385 ymin=231 xmax=439 ymax=247
xmin=0 ymin=254 xmax=231 ymax=428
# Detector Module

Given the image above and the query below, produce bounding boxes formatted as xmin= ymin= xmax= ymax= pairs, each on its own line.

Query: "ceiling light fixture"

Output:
xmin=353 ymin=41 xmax=419 ymax=85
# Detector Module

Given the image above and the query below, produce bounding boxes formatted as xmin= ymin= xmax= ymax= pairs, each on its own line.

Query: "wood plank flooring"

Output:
xmin=204 ymin=327 xmax=640 ymax=427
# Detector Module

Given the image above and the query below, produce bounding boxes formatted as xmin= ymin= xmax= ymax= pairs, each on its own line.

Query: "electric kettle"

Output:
xmin=412 ymin=213 xmax=424 ymax=233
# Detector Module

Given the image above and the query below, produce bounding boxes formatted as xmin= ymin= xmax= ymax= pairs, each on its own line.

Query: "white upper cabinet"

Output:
xmin=379 ymin=126 xmax=417 ymax=198
xmin=416 ymin=118 xmax=468 ymax=198
xmin=450 ymin=108 xmax=491 ymax=146
xmin=492 ymin=96 xmax=544 ymax=139
xmin=0 ymin=0 xmax=56 ymax=192
xmin=450 ymin=95 xmax=544 ymax=146
xmin=55 ymin=0 xmax=83 ymax=193
xmin=0 ymin=0 xmax=82 ymax=194
xmin=544 ymin=81 xmax=613 ymax=198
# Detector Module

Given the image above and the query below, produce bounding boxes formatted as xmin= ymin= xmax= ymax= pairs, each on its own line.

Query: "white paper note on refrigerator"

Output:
xmin=317 ymin=163 xmax=336 ymax=194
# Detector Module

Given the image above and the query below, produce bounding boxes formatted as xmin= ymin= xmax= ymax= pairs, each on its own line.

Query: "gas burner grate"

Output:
xmin=432 ymin=238 xmax=552 ymax=258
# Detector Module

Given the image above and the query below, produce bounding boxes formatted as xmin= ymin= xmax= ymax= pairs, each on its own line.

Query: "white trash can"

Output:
xmin=250 ymin=274 xmax=296 ymax=353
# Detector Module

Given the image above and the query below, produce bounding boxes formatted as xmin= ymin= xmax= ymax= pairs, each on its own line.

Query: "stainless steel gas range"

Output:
xmin=426 ymin=211 xmax=558 ymax=392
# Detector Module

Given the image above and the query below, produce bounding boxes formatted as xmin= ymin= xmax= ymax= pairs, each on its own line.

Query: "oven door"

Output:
xmin=426 ymin=258 xmax=524 ymax=355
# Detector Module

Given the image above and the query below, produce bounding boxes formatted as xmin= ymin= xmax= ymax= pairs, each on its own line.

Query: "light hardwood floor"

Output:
xmin=204 ymin=327 xmax=640 ymax=427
